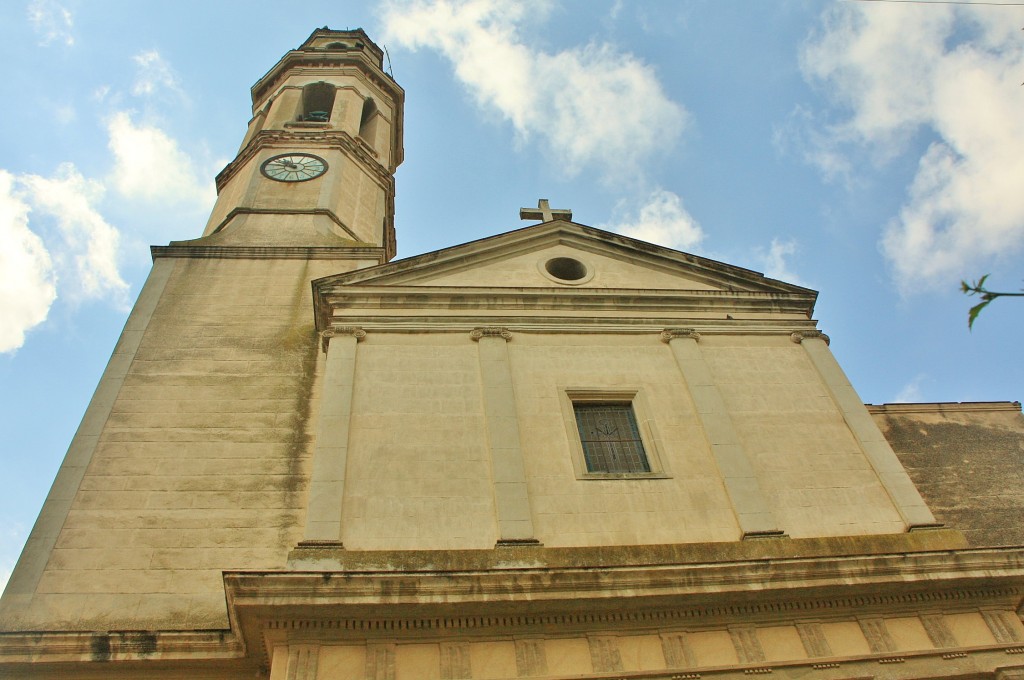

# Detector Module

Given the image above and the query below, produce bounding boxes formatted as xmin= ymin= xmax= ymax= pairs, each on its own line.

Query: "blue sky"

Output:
xmin=2 ymin=0 xmax=1024 ymax=591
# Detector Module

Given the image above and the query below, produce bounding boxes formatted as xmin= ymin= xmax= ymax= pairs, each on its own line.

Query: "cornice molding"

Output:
xmin=215 ymin=129 xmax=394 ymax=192
xmin=252 ymin=53 xmax=402 ymax=118
xmin=319 ymin=321 xmax=821 ymax=342
xmin=205 ymin=207 xmax=362 ymax=242
xmin=314 ymin=287 xmax=818 ymax=334
xmin=866 ymin=401 xmax=1023 ymax=415
xmin=151 ymin=244 xmax=386 ymax=262
xmin=227 ymin=548 xmax=1024 ymax=609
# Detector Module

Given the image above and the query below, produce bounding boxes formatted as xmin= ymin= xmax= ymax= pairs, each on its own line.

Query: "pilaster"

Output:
xmin=471 ymin=328 xmax=540 ymax=545
xmin=791 ymin=331 xmax=939 ymax=530
xmin=661 ymin=329 xmax=784 ymax=539
xmin=301 ymin=327 xmax=365 ymax=545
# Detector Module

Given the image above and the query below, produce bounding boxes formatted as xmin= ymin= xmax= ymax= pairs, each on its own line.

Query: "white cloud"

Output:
xmin=20 ymin=164 xmax=128 ymax=304
xmin=604 ymin=188 xmax=704 ymax=251
xmin=754 ymin=238 xmax=804 ymax=286
xmin=893 ymin=374 xmax=928 ymax=403
xmin=0 ymin=171 xmax=56 ymax=353
xmin=802 ymin=4 xmax=1024 ymax=292
xmin=107 ymin=111 xmax=215 ymax=209
xmin=26 ymin=0 xmax=73 ymax=47
xmin=381 ymin=0 xmax=685 ymax=181
xmin=132 ymin=50 xmax=183 ymax=98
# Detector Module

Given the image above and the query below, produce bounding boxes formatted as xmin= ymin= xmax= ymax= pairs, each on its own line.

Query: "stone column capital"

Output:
xmin=660 ymin=328 xmax=701 ymax=343
xmin=321 ymin=326 xmax=366 ymax=352
xmin=470 ymin=327 xmax=513 ymax=342
xmin=790 ymin=330 xmax=830 ymax=346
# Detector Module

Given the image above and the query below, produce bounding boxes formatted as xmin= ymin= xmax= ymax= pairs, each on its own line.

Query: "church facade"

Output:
xmin=2 ymin=27 xmax=1023 ymax=680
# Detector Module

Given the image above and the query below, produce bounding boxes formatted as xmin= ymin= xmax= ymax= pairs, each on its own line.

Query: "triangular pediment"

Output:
xmin=316 ymin=221 xmax=812 ymax=294
xmin=312 ymin=222 xmax=818 ymax=333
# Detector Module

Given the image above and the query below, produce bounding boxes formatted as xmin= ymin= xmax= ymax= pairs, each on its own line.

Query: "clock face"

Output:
xmin=260 ymin=153 xmax=328 ymax=182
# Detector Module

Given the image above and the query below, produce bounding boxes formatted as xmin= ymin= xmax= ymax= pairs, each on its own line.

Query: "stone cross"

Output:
xmin=519 ymin=199 xmax=572 ymax=223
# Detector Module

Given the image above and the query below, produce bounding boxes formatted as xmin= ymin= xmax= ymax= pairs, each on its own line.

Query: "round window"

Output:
xmin=544 ymin=257 xmax=589 ymax=282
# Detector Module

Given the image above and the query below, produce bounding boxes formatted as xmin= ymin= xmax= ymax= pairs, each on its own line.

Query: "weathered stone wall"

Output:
xmin=0 ymin=256 xmax=354 ymax=631
xmin=872 ymin=402 xmax=1024 ymax=547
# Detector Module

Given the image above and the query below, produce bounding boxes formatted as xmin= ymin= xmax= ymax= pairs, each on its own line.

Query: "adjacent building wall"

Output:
xmin=873 ymin=401 xmax=1024 ymax=547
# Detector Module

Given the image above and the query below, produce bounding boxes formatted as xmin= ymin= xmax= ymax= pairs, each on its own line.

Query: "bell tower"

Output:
xmin=199 ymin=28 xmax=403 ymax=259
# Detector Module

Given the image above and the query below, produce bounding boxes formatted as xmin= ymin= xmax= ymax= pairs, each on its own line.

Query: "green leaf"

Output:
xmin=967 ymin=298 xmax=992 ymax=330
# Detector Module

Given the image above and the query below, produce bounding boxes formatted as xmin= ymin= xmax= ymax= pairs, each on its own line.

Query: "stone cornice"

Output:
xmin=235 ymin=547 xmax=1024 ymax=612
xmin=320 ymin=321 xmax=828 ymax=342
xmin=4 ymin=545 xmax=1023 ymax=669
xmin=866 ymin=401 xmax=1023 ymax=415
xmin=151 ymin=244 xmax=386 ymax=262
xmin=204 ymin=207 xmax=362 ymax=242
xmin=314 ymin=287 xmax=818 ymax=333
xmin=215 ymin=129 xmax=394 ymax=192
xmin=0 ymin=628 xmax=245 ymax=665
xmin=251 ymin=51 xmax=401 ymax=116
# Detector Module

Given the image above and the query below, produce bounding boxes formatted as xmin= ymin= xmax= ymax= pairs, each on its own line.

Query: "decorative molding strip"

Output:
xmin=321 ymin=321 xmax=821 ymax=338
xmin=661 ymin=328 xmax=701 ymax=343
xmin=470 ymin=327 xmax=513 ymax=342
xmin=811 ymin=663 xmax=840 ymax=669
xmin=790 ymin=330 xmax=830 ymax=345
xmin=253 ymin=584 xmax=1024 ymax=636
xmin=152 ymin=244 xmax=386 ymax=261
xmin=206 ymin=207 xmax=360 ymax=242
xmin=866 ymin=401 xmax=1022 ymax=415
xmin=216 ymin=128 xmax=394 ymax=191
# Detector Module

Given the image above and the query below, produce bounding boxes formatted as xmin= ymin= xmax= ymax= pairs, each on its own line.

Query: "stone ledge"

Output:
xmin=285 ymin=531 xmax=969 ymax=572
xmin=867 ymin=401 xmax=1022 ymax=415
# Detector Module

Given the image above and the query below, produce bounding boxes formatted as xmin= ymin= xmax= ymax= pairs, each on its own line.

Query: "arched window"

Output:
xmin=300 ymin=82 xmax=336 ymax=123
xmin=358 ymin=97 xmax=379 ymax=142
xmin=324 ymin=41 xmax=348 ymax=50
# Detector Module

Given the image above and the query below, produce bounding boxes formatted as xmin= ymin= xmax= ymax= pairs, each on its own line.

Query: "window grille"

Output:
xmin=573 ymin=403 xmax=650 ymax=474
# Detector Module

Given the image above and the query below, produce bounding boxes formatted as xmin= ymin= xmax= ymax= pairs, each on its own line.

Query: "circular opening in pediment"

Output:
xmin=544 ymin=257 xmax=589 ymax=282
